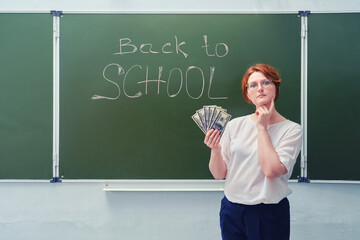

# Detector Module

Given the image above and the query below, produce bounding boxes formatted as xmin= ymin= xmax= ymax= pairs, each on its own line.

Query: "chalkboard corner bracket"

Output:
xmin=297 ymin=177 xmax=311 ymax=183
xmin=50 ymin=177 xmax=62 ymax=183
xmin=50 ymin=10 xmax=63 ymax=17
xmin=298 ymin=10 xmax=311 ymax=17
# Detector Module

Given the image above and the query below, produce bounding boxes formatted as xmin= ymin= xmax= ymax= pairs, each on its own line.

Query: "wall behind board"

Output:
xmin=0 ymin=181 xmax=359 ymax=240
xmin=1 ymin=0 xmax=359 ymax=12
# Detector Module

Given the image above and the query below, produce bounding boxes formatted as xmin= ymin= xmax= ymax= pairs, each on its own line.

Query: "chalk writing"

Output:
xmin=201 ymin=35 xmax=229 ymax=58
xmin=91 ymin=64 xmax=227 ymax=100
xmin=92 ymin=35 xmax=229 ymax=100
xmin=113 ymin=36 xmax=188 ymax=58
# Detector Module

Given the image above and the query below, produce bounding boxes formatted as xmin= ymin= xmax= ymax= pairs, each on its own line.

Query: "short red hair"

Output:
xmin=241 ymin=64 xmax=282 ymax=104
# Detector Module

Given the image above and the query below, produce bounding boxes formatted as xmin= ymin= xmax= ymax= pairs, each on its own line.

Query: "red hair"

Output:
xmin=241 ymin=64 xmax=282 ymax=104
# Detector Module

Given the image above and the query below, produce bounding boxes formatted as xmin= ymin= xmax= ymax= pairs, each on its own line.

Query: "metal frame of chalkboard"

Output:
xmin=47 ymin=10 xmax=312 ymax=186
xmin=299 ymin=11 xmax=310 ymax=183
xmin=43 ymin=10 xmax=360 ymax=13
xmin=50 ymin=10 xmax=62 ymax=183
xmin=1 ymin=10 xmax=359 ymax=14
xmin=1 ymin=10 xmax=310 ymax=185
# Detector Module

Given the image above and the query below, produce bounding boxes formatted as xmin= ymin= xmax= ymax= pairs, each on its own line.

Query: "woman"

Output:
xmin=204 ymin=64 xmax=302 ymax=240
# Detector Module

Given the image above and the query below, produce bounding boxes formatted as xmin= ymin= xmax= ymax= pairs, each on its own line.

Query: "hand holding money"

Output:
xmin=191 ymin=105 xmax=231 ymax=135
xmin=204 ymin=129 xmax=222 ymax=150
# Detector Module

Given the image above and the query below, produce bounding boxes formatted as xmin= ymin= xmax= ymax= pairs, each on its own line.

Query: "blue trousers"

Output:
xmin=220 ymin=196 xmax=290 ymax=240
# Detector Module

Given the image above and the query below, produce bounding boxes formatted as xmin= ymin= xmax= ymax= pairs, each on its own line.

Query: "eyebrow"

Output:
xmin=248 ymin=78 xmax=269 ymax=84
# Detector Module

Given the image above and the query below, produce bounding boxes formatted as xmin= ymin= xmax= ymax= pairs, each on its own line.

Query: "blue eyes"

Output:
xmin=247 ymin=80 xmax=272 ymax=90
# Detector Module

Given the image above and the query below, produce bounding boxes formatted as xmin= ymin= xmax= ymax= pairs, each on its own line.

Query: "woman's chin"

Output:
xmin=256 ymin=99 xmax=270 ymax=107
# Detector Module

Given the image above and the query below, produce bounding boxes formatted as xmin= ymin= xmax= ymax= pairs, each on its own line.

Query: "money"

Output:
xmin=191 ymin=105 xmax=231 ymax=135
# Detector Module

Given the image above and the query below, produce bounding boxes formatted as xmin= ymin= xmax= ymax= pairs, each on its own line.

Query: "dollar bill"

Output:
xmin=191 ymin=113 xmax=206 ymax=134
xmin=208 ymin=106 xmax=227 ymax=131
xmin=192 ymin=105 xmax=231 ymax=135
xmin=210 ymin=110 xmax=231 ymax=135
xmin=204 ymin=105 xmax=217 ymax=131
xmin=196 ymin=108 xmax=206 ymax=130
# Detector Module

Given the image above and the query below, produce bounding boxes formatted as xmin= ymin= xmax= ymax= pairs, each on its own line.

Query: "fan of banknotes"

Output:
xmin=191 ymin=105 xmax=231 ymax=135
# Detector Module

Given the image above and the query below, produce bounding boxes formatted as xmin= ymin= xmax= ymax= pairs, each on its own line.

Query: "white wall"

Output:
xmin=0 ymin=182 xmax=359 ymax=240
xmin=0 ymin=0 xmax=359 ymax=12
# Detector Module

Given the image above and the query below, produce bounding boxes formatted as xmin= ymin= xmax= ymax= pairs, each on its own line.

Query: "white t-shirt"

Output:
xmin=220 ymin=114 xmax=302 ymax=205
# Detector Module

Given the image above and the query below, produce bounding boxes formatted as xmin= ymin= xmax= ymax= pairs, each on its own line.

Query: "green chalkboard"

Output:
xmin=0 ymin=14 xmax=53 ymax=179
xmin=59 ymin=14 xmax=301 ymax=179
xmin=308 ymin=13 xmax=360 ymax=180
xmin=1 ymin=13 xmax=358 ymax=180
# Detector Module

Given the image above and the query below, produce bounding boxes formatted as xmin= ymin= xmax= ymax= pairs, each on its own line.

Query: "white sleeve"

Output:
xmin=276 ymin=124 xmax=303 ymax=176
xmin=220 ymin=121 xmax=232 ymax=166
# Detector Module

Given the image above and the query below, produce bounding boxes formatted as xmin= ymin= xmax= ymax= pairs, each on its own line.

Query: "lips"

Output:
xmin=257 ymin=94 xmax=266 ymax=98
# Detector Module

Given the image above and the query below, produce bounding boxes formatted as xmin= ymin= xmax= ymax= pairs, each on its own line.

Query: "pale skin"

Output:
xmin=204 ymin=71 xmax=288 ymax=180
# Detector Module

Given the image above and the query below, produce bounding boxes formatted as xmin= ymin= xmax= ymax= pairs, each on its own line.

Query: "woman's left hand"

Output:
xmin=256 ymin=97 xmax=275 ymax=130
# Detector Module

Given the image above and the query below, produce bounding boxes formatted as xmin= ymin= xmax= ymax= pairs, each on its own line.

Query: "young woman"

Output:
xmin=204 ymin=64 xmax=302 ymax=240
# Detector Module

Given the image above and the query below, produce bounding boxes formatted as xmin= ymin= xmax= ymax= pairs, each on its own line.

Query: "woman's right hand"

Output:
xmin=204 ymin=129 xmax=221 ymax=151
xmin=205 ymin=129 xmax=226 ymax=180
